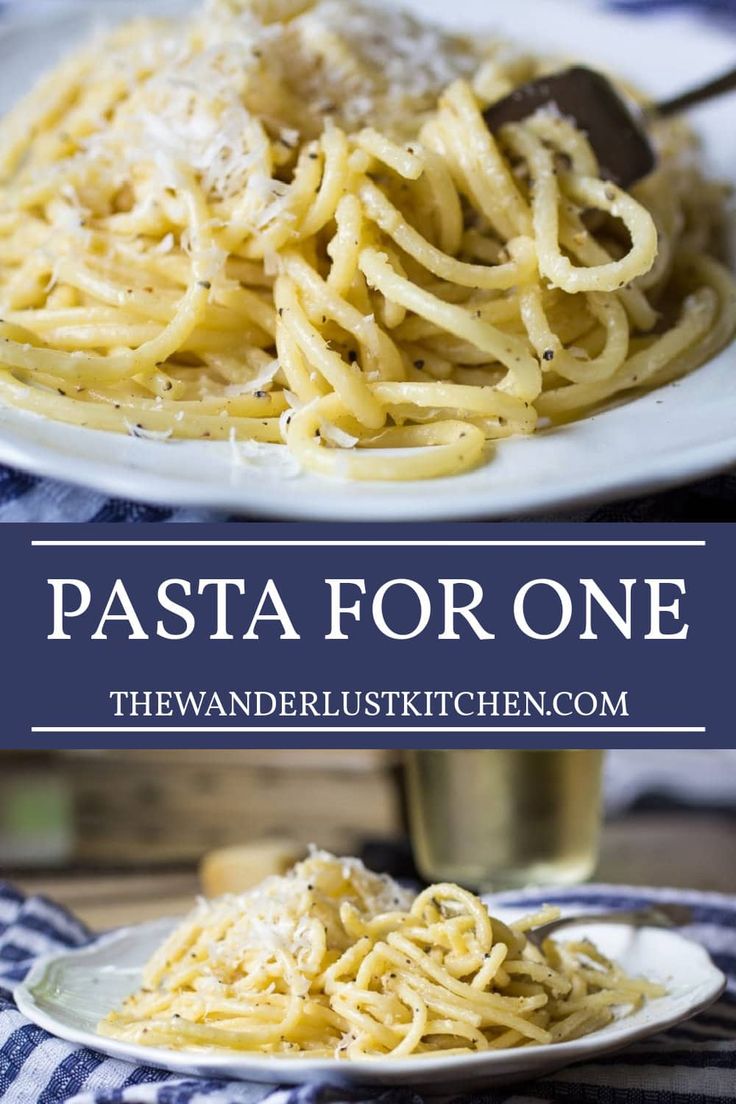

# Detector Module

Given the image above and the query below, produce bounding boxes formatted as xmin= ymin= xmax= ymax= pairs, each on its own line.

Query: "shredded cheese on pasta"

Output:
xmin=99 ymin=850 xmax=665 ymax=1058
xmin=0 ymin=0 xmax=733 ymax=481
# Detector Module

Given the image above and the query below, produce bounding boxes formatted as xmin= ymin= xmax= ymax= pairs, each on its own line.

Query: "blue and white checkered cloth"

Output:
xmin=2 ymin=881 xmax=736 ymax=1103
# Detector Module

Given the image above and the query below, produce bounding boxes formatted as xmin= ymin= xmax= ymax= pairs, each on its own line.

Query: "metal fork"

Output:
xmin=526 ymin=903 xmax=694 ymax=947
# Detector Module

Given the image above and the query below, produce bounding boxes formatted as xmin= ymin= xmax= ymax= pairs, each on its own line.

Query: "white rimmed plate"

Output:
xmin=14 ymin=907 xmax=727 ymax=1091
xmin=0 ymin=0 xmax=734 ymax=520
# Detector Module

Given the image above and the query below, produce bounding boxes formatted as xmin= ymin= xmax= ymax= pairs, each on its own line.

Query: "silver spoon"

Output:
xmin=484 ymin=64 xmax=736 ymax=187
xmin=526 ymin=902 xmax=694 ymax=947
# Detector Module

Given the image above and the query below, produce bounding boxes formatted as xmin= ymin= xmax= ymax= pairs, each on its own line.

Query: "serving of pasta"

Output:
xmin=99 ymin=851 xmax=664 ymax=1059
xmin=0 ymin=0 xmax=733 ymax=484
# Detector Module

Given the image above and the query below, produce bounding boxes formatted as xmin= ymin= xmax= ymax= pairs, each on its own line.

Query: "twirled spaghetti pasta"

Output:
xmin=0 ymin=0 xmax=733 ymax=480
xmin=99 ymin=851 xmax=664 ymax=1058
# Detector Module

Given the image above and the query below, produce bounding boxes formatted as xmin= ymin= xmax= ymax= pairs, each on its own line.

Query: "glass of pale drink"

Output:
xmin=404 ymin=750 xmax=604 ymax=889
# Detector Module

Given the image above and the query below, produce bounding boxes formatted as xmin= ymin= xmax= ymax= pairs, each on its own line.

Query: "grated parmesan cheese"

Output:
xmin=319 ymin=421 xmax=359 ymax=449
xmin=174 ymin=848 xmax=414 ymax=994
xmin=77 ymin=0 xmax=491 ymax=218
xmin=124 ymin=421 xmax=174 ymax=441
xmin=223 ymin=357 xmax=280 ymax=396
xmin=228 ymin=426 xmax=301 ymax=478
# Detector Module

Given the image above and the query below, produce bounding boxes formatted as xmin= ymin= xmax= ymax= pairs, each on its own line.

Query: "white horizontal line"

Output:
xmin=31 ymin=726 xmax=706 ymax=734
xmin=31 ymin=540 xmax=705 ymax=548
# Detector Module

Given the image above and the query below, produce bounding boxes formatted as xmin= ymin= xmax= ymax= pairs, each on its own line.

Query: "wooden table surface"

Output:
xmin=13 ymin=813 xmax=736 ymax=930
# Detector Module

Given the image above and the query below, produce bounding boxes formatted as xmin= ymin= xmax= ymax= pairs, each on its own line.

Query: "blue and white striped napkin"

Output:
xmin=608 ymin=0 xmax=736 ymax=19
xmin=2 ymin=881 xmax=735 ymax=1103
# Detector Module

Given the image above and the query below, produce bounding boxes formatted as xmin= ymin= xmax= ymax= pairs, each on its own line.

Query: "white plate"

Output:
xmin=0 ymin=0 xmax=734 ymax=519
xmin=14 ymin=907 xmax=726 ymax=1091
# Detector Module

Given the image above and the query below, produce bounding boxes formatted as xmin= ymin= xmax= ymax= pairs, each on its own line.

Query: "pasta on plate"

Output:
xmin=99 ymin=851 xmax=665 ymax=1059
xmin=0 ymin=0 xmax=733 ymax=481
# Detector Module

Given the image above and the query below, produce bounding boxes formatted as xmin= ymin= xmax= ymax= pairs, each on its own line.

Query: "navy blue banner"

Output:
xmin=1 ymin=523 xmax=730 ymax=748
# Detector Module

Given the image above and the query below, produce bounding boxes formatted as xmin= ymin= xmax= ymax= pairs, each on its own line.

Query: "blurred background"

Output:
xmin=1 ymin=749 xmax=735 ymax=928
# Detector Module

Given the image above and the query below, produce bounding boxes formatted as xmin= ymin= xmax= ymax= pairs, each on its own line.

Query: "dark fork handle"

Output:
xmin=655 ymin=64 xmax=736 ymax=118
